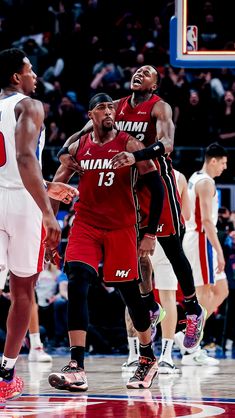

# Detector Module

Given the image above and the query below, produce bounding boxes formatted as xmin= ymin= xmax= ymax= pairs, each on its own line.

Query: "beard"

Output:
xmin=102 ymin=123 xmax=114 ymax=132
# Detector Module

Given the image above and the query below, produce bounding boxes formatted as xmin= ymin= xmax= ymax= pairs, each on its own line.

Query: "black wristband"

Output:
xmin=57 ymin=146 xmax=69 ymax=159
xmin=133 ymin=141 xmax=165 ymax=162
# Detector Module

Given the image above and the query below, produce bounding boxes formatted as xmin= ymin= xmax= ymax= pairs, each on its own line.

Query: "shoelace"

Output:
xmin=133 ymin=357 xmax=153 ymax=380
xmin=61 ymin=364 xmax=79 ymax=373
xmin=184 ymin=315 xmax=198 ymax=338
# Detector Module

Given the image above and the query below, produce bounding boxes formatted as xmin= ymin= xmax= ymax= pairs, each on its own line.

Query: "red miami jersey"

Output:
xmin=115 ymin=95 xmax=184 ymax=237
xmin=74 ymin=131 xmax=139 ymax=230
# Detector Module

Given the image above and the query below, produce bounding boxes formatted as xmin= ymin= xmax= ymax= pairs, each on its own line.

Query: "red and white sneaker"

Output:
xmin=0 ymin=396 xmax=5 ymax=409
xmin=0 ymin=368 xmax=24 ymax=404
xmin=126 ymin=356 xmax=158 ymax=389
xmin=48 ymin=360 xmax=88 ymax=392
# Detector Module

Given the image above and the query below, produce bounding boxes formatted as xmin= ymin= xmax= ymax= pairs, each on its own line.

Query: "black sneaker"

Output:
xmin=48 ymin=360 xmax=88 ymax=392
xmin=126 ymin=356 xmax=158 ymax=389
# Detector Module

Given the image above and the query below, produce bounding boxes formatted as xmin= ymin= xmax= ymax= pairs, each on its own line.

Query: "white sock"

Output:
xmin=127 ymin=337 xmax=139 ymax=363
xmin=159 ymin=338 xmax=174 ymax=364
xmin=1 ymin=355 xmax=17 ymax=370
xmin=174 ymin=331 xmax=186 ymax=355
xmin=29 ymin=333 xmax=42 ymax=349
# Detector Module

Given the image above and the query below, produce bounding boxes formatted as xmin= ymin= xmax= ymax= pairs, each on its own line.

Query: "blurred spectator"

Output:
xmin=90 ymin=51 xmax=125 ymax=98
xmin=14 ymin=37 xmax=48 ymax=74
xmin=36 ymin=262 xmax=61 ymax=345
xmin=217 ymin=207 xmax=234 ymax=233
xmin=199 ymin=13 xmax=221 ymax=50
xmin=57 ymin=93 xmax=88 ymax=138
xmin=51 ymin=272 xmax=69 ymax=348
xmin=216 ymin=91 xmax=235 ymax=147
xmin=230 ymin=211 xmax=235 ymax=230
xmin=59 ymin=205 xmax=76 ymax=260
xmin=42 ymin=56 xmax=64 ymax=84
xmin=175 ymin=90 xmax=212 ymax=146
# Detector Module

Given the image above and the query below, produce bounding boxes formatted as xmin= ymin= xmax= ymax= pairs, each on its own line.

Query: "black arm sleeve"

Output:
xmin=142 ymin=170 xmax=164 ymax=235
xmin=57 ymin=146 xmax=69 ymax=159
xmin=133 ymin=141 xmax=165 ymax=162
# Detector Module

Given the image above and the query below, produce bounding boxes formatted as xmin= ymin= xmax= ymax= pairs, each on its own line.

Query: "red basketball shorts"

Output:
xmin=65 ymin=219 xmax=139 ymax=283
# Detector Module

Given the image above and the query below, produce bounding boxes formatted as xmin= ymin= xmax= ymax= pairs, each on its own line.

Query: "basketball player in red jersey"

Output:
xmin=48 ymin=92 xmax=165 ymax=391
xmin=57 ymin=66 xmax=206 ymax=353
xmin=111 ymin=65 xmax=206 ymax=350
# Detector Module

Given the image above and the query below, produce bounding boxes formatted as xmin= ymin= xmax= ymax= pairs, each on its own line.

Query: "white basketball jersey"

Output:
xmin=185 ymin=171 xmax=218 ymax=232
xmin=0 ymin=93 xmax=45 ymax=188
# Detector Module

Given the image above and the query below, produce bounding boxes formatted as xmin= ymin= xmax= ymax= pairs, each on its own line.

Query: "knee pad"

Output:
xmin=117 ymin=281 xmax=150 ymax=332
xmin=66 ymin=262 xmax=97 ymax=331
xmin=129 ymin=304 xmax=150 ymax=332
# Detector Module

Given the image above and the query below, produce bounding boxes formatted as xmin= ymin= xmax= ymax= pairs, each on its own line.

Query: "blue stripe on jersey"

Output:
xmin=35 ymin=128 xmax=42 ymax=161
xmin=206 ymin=238 xmax=214 ymax=284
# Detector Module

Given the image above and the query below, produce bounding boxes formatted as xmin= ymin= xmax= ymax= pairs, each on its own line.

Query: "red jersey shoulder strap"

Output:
xmin=75 ymin=133 xmax=90 ymax=159
xmin=115 ymin=130 xmax=131 ymax=149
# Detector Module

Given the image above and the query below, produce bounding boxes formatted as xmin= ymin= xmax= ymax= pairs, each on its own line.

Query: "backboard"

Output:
xmin=170 ymin=0 xmax=235 ymax=67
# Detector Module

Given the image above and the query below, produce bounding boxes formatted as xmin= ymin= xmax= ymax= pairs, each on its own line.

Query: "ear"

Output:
xmin=88 ymin=110 xmax=92 ymax=120
xmin=12 ymin=73 xmax=21 ymax=84
xmin=151 ymin=83 xmax=157 ymax=92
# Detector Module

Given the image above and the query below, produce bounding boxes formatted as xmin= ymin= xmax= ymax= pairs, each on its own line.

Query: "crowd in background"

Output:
xmin=1 ymin=0 xmax=235 ymax=181
xmin=0 ymin=0 xmax=235 ymax=354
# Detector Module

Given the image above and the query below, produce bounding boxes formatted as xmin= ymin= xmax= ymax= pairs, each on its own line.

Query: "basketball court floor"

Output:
xmin=1 ymin=353 xmax=235 ymax=417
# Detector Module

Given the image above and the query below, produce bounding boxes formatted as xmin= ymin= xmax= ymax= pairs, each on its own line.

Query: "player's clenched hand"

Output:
xmin=138 ymin=235 xmax=156 ymax=258
xmin=47 ymin=182 xmax=79 ymax=204
xmin=42 ymin=212 xmax=61 ymax=250
xmin=60 ymin=154 xmax=84 ymax=174
xmin=44 ymin=247 xmax=62 ymax=268
xmin=111 ymin=152 xmax=136 ymax=169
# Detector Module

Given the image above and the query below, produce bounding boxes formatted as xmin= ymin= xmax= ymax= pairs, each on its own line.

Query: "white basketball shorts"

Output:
xmin=183 ymin=230 xmax=226 ymax=287
xmin=150 ymin=239 xmax=178 ymax=290
xmin=0 ymin=187 xmax=44 ymax=277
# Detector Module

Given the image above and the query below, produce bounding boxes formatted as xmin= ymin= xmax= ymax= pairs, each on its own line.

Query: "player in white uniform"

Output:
xmin=152 ymin=167 xmax=222 ymax=369
xmin=150 ymin=169 xmax=190 ymax=373
xmin=0 ymin=48 xmax=78 ymax=406
xmin=183 ymin=143 xmax=229 ymax=315
xmin=179 ymin=143 xmax=228 ymax=365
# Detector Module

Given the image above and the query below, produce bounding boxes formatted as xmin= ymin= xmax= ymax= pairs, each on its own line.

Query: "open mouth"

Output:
xmin=132 ymin=77 xmax=142 ymax=86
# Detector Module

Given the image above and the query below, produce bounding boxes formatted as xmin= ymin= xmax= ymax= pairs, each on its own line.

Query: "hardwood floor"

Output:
xmin=1 ymin=354 xmax=235 ymax=417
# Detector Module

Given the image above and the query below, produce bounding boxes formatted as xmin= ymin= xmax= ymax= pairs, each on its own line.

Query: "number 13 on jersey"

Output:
xmin=98 ymin=171 xmax=115 ymax=186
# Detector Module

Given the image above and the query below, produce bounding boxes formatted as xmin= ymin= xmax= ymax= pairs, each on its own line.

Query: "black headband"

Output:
xmin=89 ymin=93 xmax=113 ymax=110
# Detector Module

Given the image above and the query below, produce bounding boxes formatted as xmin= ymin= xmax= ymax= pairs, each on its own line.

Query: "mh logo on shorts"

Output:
xmin=156 ymin=224 xmax=164 ymax=232
xmin=115 ymin=269 xmax=131 ymax=278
